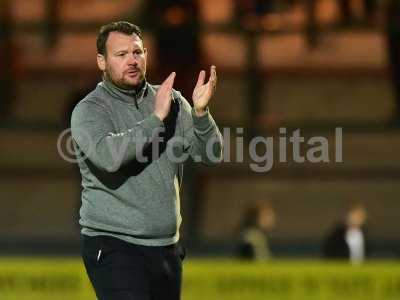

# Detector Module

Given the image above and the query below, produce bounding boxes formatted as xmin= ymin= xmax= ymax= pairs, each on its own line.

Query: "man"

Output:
xmin=323 ymin=203 xmax=368 ymax=264
xmin=71 ymin=21 xmax=223 ymax=300
xmin=238 ymin=201 xmax=276 ymax=261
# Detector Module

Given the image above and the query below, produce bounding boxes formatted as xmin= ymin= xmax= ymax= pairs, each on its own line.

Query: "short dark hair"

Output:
xmin=97 ymin=21 xmax=142 ymax=55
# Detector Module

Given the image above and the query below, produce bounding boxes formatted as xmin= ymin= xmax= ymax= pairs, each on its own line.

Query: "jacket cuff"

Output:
xmin=192 ymin=107 xmax=212 ymax=132
xmin=140 ymin=113 xmax=164 ymax=138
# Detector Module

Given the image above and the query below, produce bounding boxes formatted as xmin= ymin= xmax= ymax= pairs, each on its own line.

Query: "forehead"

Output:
xmin=106 ymin=32 xmax=143 ymax=51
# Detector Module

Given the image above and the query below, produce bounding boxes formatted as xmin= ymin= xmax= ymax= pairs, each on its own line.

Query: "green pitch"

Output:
xmin=0 ymin=258 xmax=399 ymax=300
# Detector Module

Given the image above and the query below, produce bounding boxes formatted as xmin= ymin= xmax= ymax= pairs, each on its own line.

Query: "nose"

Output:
xmin=127 ymin=53 xmax=137 ymax=66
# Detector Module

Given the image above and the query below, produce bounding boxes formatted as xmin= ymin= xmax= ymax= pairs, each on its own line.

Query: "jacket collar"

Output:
xmin=101 ymin=77 xmax=148 ymax=105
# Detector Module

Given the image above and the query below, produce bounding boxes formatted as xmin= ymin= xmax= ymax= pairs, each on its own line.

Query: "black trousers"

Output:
xmin=81 ymin=235 xmax=185 ymax=300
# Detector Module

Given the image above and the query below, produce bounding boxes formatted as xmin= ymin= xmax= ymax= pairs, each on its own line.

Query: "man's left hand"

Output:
xmin=192 ymin=65 xmax=217 ymax=117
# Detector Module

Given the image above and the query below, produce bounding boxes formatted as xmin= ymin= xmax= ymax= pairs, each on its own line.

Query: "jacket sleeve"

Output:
xmin=71 ymin=99 xmax=164 ymax=172
xmin=178 ymin=93 xmax=223 ymax=166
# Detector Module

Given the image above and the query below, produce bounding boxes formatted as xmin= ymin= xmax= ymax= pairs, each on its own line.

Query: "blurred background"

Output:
xmin=1 ymin=0 xmax=400 ymax=298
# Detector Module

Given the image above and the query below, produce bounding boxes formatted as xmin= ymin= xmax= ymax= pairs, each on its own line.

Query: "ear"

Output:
xmin=97 ymin=54 xmax=106 ymax=71
xmin=144 ymin=47 xmax=148 ymax=60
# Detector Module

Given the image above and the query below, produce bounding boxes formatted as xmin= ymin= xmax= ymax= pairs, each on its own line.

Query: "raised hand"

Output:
xmin=154 ymin=72 xmax=176 ymax=121
xmin=192 ymin=66 xmax=217 ymax=116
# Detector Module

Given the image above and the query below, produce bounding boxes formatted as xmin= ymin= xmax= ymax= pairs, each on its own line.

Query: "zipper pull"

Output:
xmin=97 ymin=249 xmax=102 ymax=262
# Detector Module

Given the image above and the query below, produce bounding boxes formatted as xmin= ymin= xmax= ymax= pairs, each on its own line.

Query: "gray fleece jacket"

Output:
xmin=71 ymin=79 xmax=223 ymax=246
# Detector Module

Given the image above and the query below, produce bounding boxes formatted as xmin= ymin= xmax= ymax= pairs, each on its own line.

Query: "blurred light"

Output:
xmin=10 ymin=0 xmax=46 ymax=22
xmin=199 ymin=0 xmax=234 ymax=24
xmin=165 ymin=6 xmax=187 ymax=26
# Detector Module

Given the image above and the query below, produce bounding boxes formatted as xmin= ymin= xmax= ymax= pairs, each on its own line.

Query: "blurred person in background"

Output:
xmin=237 ymin=201 xmax=277 ymax=261
xmin=338 ymin=0 xmax=377 ymax=26
xmin=385 ymin=0 xmax=400 ymax=123
xmin=70 ymin=21 xmax=222 ymax=300
xmin=235 ymin=0 xmax=276 ymax=29
xmin=146 ymin=0 xmax=201 ymax=100
xmin=0 ymin=0 xmax=17 ymax=118
xmin=323 ymin=203 xmax=368 ymax=264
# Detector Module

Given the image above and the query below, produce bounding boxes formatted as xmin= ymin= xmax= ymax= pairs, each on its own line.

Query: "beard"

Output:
xmin=104 ymin=67 xmax=145 ymax=90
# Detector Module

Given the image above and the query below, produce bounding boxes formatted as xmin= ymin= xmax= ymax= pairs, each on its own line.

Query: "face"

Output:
xmin=258 ymin=208 xmax=276 ymax=231
xmin=97 ymin=32 xmax=147 ymax=89
xmin=347 ymin=207 xmax=367 ymax=228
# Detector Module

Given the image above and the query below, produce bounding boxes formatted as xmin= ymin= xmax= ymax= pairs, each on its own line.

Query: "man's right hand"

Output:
xmin=154 ymin=72 xmax=176 ymax=121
